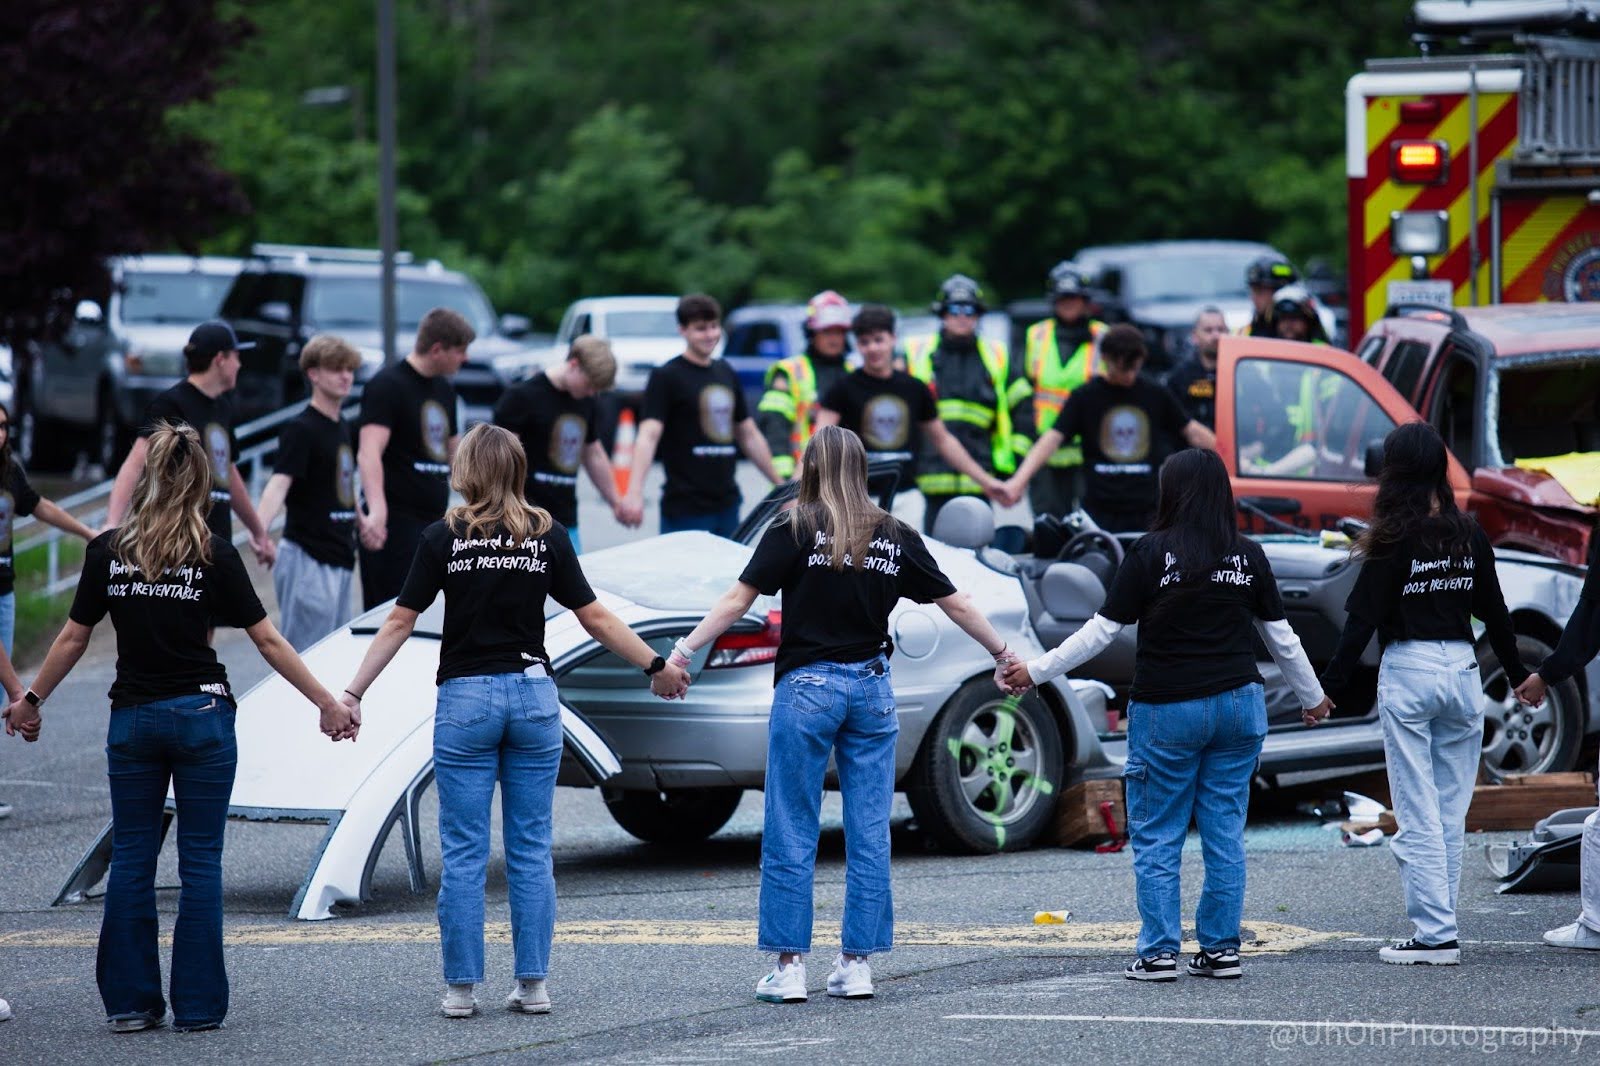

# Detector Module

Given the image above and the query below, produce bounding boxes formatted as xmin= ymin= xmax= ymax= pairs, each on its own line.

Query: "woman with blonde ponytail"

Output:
xmin=339 ymin=423 xmax=688 ymax=1019
xmin=4 ymin=423 xmax=357 ymax=1034
xmin=676 ymin=424 xmax=1015 ymax=1003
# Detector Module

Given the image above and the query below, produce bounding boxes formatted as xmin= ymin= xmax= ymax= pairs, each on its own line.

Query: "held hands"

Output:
xmin=612 ymin=497 xmax=645 ymax=529
xmin=251 ymin=531 xmax=278 ymax=569
xmin=651 ymin=661 xmax=690 ymax=700
xmin=3 ymin=698 xmax=41 ymax=742
xmin=1514 ymin=672 xmax=1547 ymax=708
xmin=359 ymin=511 xmax=388 ymax=551
xmin=1301 ymin=695 xmax=1336 ymax=727
xmin=982 ymin=476 xmax=1021 ymax=509
xmin=323 ymin=693 xmax=361 ymax=742
xmin=992 ymin=647 xmax=1031 ymax=696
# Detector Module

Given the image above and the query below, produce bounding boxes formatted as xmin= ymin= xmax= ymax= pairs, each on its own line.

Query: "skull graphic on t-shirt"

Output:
xmin=203 ymin=423 xmax=231 ymax=487
xmin=549 ymin=413 xmax=587 ymax=474
xmin=1099 ymin=405 xmax=1151 ymax=462
xmin=420 ymin=400 xmax=450 ymax=462
xmin=336 ymin=443 xmax=357 ymax=508
xmin=862 ymin=394 xmax=910 ymax=450
xmin=699 ymin=384 xmax=735 ymax=444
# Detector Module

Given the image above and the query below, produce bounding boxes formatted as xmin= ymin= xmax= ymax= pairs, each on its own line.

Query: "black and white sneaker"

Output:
xmin=1186 ymin=948 xmax=1242 ymax=978
xmin=1124 ymin=953 xmax=1179 ymax=981
xmin=1379 ymin=938 xmax=1460 ymax=965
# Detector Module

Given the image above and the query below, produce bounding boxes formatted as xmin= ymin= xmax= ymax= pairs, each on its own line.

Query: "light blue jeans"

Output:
xmin=0 ymin=589 xmax=15 ymax=654
xmin=1123 ymin=682 xmax=1267 ymax=957
xmin=433 ymin=672 xmax=563 ymax=984
xmin=759 ymin=656 xmax=897 ymax=957
xmin=1378 ymin=639 xmax=1483 ymax=945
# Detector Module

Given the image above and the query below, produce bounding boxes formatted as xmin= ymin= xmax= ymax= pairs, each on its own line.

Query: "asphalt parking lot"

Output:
xmin=2 ymin=465 xmax=1597 ymax=1064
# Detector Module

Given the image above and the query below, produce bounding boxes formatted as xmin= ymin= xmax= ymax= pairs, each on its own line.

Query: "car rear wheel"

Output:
xmin=1480 ymin=635 xmax=1583 ymax=776
xmin=906 ymin=678 xmax=1063 ymax=854
xmin=602 ymin=787 xmax=742 ymax=844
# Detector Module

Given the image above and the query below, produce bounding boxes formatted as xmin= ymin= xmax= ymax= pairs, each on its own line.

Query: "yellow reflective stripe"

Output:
xmin=939 ymin=400 xmax=995 ymax=428
xmin=1046 ymin=442 xmax=1083 ymax=467
xmin=758 ymin=392 xmax=798 ymax=419
xmin=771 ymin=454 xmax=796 ymax=479
xmin=1006 ymin=377 xmax=1033 ymax=407
xmin=916 ymin=473 xmax=985 ymax=496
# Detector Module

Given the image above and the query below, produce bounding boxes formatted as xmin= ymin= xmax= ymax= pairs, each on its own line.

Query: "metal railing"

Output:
xmin=14 ymin=399 xmax=343 ymax=596
xmin=1518 ymin=35 xmax=1600 ymax=159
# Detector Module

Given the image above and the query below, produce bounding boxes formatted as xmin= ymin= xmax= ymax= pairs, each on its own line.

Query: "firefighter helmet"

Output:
xmin=804 ymin=289 xmax=852 ymax=331
xmin=932 ymin=274 xmax=987 ymax=315
xmin=1047 ymin=261 xmax=1090 ymax=299
xmin=1272 ymin=283 xmax=1316 ymax=320
xmin=1246 ymin=254 xmax=1299 ymax=291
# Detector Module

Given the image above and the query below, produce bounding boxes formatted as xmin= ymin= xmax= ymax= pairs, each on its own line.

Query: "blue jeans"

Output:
xmin=660 ymin=502 xmax=741 ymax=538
xmin=1123 ymin=682 xmax=1266 ymax=957
xmin=433 ymin=673 xmax=563 ymax=984
xmin=1378 ymin=640 xmax=1483 ymax=945
xmin=0 ymin=589 xmax=14 ymax=654
xmin=98 ymin=694 xmax=237 ymax=1030
xmin=759 ymin=657 xmax=897 ymax=957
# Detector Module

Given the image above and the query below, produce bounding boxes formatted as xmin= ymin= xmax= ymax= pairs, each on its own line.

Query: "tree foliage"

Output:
xmin=0 ymin=1 xmax=250 ymax=345
xmin=8 ymin=0 xmax=1421 ymax=331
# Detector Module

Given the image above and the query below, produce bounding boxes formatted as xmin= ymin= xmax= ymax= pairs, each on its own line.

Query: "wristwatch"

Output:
xmin=24 ymin=690 xmax=42 ymax=707
xmin=643 ymin=655 xmax=667 ymax=677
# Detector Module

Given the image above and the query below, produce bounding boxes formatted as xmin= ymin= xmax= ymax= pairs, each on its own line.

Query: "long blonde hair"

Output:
xmin=446 ymin=423 xmax=552 ymax=545
xmin=792 ymin=425 xmax=889 ymax=569
xmin=114 ymin=422 xmax=214 ymax=578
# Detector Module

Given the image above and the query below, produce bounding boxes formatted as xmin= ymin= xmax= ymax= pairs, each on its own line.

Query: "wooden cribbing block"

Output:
xmin=1465 ymin=773 xmax=1597 ymax=832
xmin=1054 ymin=778 xmax=1126 ymax=847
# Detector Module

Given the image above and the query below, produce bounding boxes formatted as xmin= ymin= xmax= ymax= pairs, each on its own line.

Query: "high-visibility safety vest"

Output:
xmin=1024 ymin=318 xmax=1105 ymax=468
xmin=904 ymin=335 xmax=1029 ymax=497
xmin=757 ymin=354 xmax=820 ymax=478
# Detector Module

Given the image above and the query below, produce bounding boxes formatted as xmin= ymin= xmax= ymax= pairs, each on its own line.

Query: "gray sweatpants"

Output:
xmin=275 ymin=538 xmax=355 ymax=652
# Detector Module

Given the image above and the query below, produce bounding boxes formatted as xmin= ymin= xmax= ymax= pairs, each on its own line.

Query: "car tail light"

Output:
xmin=1390 ymin=140 xmax=1448 ymax=184
xmin=705 ymin=609 xmax=782 ymax=669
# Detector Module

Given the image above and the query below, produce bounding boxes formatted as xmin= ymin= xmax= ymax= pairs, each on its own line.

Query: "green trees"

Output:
xmin=144 ymin=0 xmax=1420 ymax=324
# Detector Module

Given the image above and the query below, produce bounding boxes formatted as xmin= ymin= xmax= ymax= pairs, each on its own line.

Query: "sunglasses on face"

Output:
xmin=945 ymin=304 xmax=978 ymax=317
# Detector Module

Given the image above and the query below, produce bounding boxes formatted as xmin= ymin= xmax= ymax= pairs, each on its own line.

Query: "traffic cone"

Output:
xmin=612 ymin=407 xmax=637 ymax=497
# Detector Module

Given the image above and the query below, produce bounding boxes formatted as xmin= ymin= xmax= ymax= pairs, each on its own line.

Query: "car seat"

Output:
xmin=930 ymin=496 xmax=995 ymax=550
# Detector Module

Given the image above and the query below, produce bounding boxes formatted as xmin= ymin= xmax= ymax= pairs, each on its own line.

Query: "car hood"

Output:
xmin=1472 ymin=465 xmax=1596 ymax=513
xmin=331 ymin=327 xmax=523 ymax=364
xmin=578 ymin=531 xmax=754 ymax=612
xmin=607 ymin=337 xmax=684 ymax=362
xmin=122 ymin=323 xmax=196 ymax=352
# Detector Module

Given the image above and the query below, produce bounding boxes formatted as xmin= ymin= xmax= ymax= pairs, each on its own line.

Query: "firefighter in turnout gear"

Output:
xmin=1241 ymin=254 xmax=1298 ymax=337
xmin=903 ymin=274 xmax=1031 ymax=533
xmin=757 ymin=290 xmax=855 ymax=479
xmin=1023 ymin=261 xmax=1106 ymax=517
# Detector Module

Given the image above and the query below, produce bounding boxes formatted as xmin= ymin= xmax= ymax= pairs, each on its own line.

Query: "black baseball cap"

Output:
xmin=188 ymin=320 xmax=255 ymax=356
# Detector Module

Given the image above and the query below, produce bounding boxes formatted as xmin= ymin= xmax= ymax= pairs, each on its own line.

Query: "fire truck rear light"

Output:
xmin=1391 ymin=140 xmax=1448 ymax=184
xmin=1399 ymin=99 xmax=1441 ymax=124
xmin=1390 ymin=210 xmax=1450 ymax=257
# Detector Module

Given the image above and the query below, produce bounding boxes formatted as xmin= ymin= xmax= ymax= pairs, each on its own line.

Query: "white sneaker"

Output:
xmin=0 ymin=997 xmax=11 ymax=1022
xmin=506 ymin=978 xmax=551 ymax=1014
xmin=755 ymin=959 xmax=807 ymax=1003
xmin=441 ymin=984 xmax=477 ymax=1018
xmin=0 ymin=802 xmax=12 ymax=820
xmin=1544 ymin=922 xmax=1600 ymax=950
xmin=826 ymin=955 xmax=874 ymax=999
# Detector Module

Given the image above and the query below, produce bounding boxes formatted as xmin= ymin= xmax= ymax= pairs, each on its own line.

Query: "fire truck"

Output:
xmin=1347 ymin=0 xmax=1600 ymax=339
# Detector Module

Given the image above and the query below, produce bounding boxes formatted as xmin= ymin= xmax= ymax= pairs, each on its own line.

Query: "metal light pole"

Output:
xmin=376 ymin=0 xmax=398 ymax=366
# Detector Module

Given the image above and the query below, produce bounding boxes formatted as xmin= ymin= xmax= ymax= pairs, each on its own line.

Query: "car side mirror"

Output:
xmin=74 ymin=299 xmax=104 ymax=324
xmin=1364 ymin=441 xmax=1385 ymax=479
xmin=258 ymin=301 xmax=294 ymax=325
xmin=498 ymin=313 xmax=531 ymax=339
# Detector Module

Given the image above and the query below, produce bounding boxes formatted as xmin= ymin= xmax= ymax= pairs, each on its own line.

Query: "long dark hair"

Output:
xmin=1143 ymin=449 xmax=1244 ymax=611
xmin=1354 ymin=421 xmax=1470 ymax=558
xmin=0 ymin=401 xmax=12 ymax=479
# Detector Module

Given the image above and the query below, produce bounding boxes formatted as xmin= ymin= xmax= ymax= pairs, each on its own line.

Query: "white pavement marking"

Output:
xmin=944 ymin=1014 xmax=1600 ymax=1042
xmin=1340 ymin=936 xmax=1551 ymax=947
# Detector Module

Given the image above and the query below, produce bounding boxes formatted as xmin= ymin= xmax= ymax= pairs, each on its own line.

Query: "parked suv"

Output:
xmin=19 ymin=254 xmax=242 ymax=471
xmin=220 ymin=245 xmax=528 ymax=423
xmin=1212 ymin=324 xmax=1595 ymax=566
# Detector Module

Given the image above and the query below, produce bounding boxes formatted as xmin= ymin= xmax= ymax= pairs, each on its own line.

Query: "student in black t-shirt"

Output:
xmin=1007 ymin=325 xmax=1215 ymax=530
xmin=357 ymin=307 xmax=471 ymax=609
xmin=1164 ymin=307 xmax=1227 ymax=430
xmin=671 ymin=425 xmax=1015 ymax=1004
xmin=256 ymin=336 xmax=364 ymax=651
xmin=492 ymin=335 xmax=642 ymax=554
xmin=108 ymin=320 xmax=275 ymax=566
xmin=1005 ymin=448 xmax=1330 ymax=982
xmin=622 ymin=294 xmax=784 ymax=538
xmin=5 ymin=424 xmax=355 ymax=1033
xmin=1516 ymin=532 xmax=1600 ymax=950
xmin=814 ymin=305 xmax=1012 ymax=501
xmin=338 ymin=424 xmax=687 ymax=1019
xmin=1320 ymin=422 xmax=1526 ymax=968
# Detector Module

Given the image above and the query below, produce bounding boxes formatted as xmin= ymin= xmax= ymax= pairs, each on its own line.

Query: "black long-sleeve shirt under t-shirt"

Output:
xmin=1539 ymin=533 xmax=1600 ymax=686
xmin=1320 ymin=519 xmax=1527 ymax=695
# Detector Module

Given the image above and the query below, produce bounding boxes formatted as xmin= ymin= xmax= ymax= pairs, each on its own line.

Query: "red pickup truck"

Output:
xmin=1215 ymin=302 xmax=1597 ymax=564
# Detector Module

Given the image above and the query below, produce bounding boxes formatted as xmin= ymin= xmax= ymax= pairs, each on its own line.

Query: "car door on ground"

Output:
xmin=1214 ymin=337 xmax=1471 ymax=533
